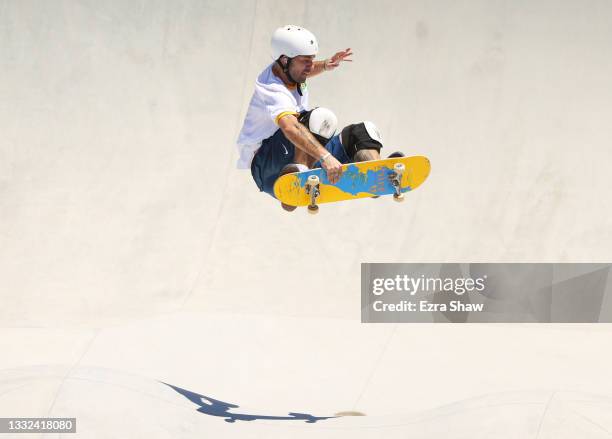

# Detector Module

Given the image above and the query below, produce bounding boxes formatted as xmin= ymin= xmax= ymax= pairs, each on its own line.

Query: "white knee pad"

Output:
xmin=362 ymin=120 xmax=382 ymax=144
xmin=303 ymin=107 xmax=338 ymax=141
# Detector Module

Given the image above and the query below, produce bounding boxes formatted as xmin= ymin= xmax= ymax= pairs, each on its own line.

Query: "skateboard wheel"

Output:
xmin=307 ymin=175 xmax=319 ymax=184
xmin=394 ymin=163 xmax=405 ymax=173
xmin=393 ymin=193 xmax=405 ymax=202
xmin=307 ymin=205 xmax=319 ymax=214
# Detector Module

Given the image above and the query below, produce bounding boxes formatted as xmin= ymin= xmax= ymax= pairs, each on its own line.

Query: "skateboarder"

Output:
xmin=236 ymin=25 xmax=395 ymax=210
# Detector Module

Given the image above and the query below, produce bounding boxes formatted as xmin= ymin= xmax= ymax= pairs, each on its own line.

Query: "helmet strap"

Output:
xmin=276 ymin=57 xmax=304 ymax=96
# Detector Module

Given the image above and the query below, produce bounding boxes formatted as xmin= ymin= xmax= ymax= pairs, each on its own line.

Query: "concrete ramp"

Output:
xmin=2 ymin=366 xmax=612 ymax=438
xmin=2 ymin=1 xmax=612 ymax=437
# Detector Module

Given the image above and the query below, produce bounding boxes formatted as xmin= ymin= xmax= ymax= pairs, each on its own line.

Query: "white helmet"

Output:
xmin=271 ymin=25 xmax=318 ymax=59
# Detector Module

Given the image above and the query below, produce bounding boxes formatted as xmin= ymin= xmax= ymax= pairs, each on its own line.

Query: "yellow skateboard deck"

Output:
xmin=273 ymin=156 xmax=431 ymax=207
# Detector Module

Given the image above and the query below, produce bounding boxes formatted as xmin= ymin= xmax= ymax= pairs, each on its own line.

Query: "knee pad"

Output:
xmin=298 ymin=107 xmax=338 ymax=145
xmin=340 ymin=121 xmax=383 ymax=159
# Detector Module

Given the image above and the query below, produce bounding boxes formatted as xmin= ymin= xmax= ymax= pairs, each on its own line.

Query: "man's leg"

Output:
xmin=310 ymin=120 xmax=395 ymax=168
xmin=293 ymin=147 xmax=317 ymax=168
xmin=310 ymin=120 xmax=384 ymax=169
xmin=250 ymin=129 xmax=296 ymax=198
xmin=353 ymin=148 xmax=380 ymax=162
xmin=340 ymin=121 xmax=384 ymax=163
xmin=293 ymin=107 xmax=339 ymax=168
xmin=343 ymin=121 xmax=404 ymax=160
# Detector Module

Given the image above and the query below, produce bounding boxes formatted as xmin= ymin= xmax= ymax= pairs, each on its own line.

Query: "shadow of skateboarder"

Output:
xmin=163 ymin=382 xmax=335 ymax=423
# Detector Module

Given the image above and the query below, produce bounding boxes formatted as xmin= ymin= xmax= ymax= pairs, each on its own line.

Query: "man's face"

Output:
xmin=285 ymin=55 xmax=315 ymax=82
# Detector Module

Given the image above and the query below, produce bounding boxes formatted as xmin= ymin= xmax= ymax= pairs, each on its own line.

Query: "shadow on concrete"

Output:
xmin=163 ymin=382 xmax=336 ymax=423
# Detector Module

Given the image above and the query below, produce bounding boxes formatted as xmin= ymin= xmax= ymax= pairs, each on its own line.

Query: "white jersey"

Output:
xmin=236 ymin=63 xmax=309 ymax=169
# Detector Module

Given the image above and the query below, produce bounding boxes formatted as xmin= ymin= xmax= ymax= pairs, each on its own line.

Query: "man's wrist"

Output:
xmin=320 ymin=152 xmax=331 ymax=161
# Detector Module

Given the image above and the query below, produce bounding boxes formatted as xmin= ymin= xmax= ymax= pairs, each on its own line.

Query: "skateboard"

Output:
xmin=273 ymin=156 xmax=431 ymax=213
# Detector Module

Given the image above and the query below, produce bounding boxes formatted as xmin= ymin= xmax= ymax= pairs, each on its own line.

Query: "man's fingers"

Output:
xmin=328 ymin=170 xmax=341 ymax=183
xmin=332 ymin=49 xmax=353 ymax=59
xmin=329 ymin=58 xmax=351 ymax=67
xmin=333 ymin=55 xmax=352 ymax=63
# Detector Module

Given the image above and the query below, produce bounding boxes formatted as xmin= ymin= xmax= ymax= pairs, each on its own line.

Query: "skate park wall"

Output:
xmin=1 ymin=1 xmax=612 ymax=437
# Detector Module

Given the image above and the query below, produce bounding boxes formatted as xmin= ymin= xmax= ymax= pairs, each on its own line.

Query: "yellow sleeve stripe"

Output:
xmin=275 ymin=111 xmax=299 ymax=125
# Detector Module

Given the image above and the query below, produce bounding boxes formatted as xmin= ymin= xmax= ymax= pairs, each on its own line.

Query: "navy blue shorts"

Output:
xmin=251 ymin=130 xmax=351 ymax=198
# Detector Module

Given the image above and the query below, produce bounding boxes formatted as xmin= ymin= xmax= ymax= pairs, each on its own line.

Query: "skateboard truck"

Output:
xmin=305 ymin=175 xmax=320 ymax=214
xmin=388 ymin=163 xmax=405 ymax=202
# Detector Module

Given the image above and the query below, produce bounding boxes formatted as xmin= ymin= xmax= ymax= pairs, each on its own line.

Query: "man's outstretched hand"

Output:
xmin=325 ymin=48 xmax=353 ymax=71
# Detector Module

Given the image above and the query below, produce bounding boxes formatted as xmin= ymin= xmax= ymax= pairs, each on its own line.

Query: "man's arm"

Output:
xmin=307 ymin=60 xmax=329 ymax=78
xmin=278 ymin=114 xmax=327 ymax=159
xmin=277 ymin=114 xmax=343 ymax=183
xmin=306 ymin=48 xmax=354 ymax=78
